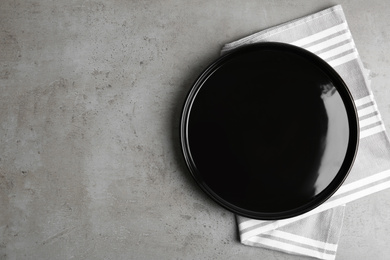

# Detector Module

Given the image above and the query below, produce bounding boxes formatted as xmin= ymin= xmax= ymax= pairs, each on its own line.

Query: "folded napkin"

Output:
xmin=221 ymin=5 xmax=390 ymax=260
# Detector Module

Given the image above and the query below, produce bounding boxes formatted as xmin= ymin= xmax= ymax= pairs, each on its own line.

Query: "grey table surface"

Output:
xmin=1 ymin=1 xmax=390 ymax=259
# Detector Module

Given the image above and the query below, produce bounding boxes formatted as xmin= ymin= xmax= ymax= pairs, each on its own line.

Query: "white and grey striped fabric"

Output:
xmin=221 ymin=5 xmax=390 ymax=260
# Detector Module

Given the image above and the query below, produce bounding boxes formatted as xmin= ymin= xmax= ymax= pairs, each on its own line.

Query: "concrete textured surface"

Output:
xmin=1 ymin=1 xmax=389 ymax=259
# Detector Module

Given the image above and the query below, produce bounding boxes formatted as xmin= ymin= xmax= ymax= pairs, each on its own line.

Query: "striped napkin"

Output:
xmin=221 ymin=5 xmax=390 ymax=260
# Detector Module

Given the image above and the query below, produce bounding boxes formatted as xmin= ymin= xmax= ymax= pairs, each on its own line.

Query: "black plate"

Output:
xmin=180 ymin=42 xmax=359 ymax=220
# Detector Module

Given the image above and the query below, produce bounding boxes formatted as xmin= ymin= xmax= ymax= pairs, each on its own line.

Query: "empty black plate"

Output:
xmin=180 ymin=42 xmax=359 ymax=220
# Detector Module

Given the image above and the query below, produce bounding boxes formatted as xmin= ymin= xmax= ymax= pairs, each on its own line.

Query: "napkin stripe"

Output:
xmin=291 ymin=23 xmax=347 ymax=46
xmin=291 ymin=23 xmax=354 ymax=54
xmin=221 ymin=9 xmax=349 ymax=53
xmin=245 ymin=236 xmax=337 ymax=260
xmin=289 ymin=21 xmax=359 ymax=69
xmin=305 ymin=33 xmax=352 ymax=53
xmin=245 ymin=224 xmax=341 ymax=258
xmin=327 ymin=52 xmax=357 ymax=67
xmin=360 ymin=125 xmax=386 ymax=139
xmin=334 ymin=168 xmax=390 ymax=197
xmin=316 ymin=42 xmax=354 ymax=60
xmin=354 ymin=95 xmax=373 ymax=107
xmin=358 ymin=105 xmax=376 ymax=117
xmin=359 ymin=115 xmax=381 ymax=128
xmin=257 ymin=230 xmax=338 ymax=251
xmin=355 ymin=95 xmax=386 ymax=138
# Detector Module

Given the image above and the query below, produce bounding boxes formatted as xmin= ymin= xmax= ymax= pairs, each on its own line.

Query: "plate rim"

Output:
xmin=179 ymin=42 xmax=360 ymax=220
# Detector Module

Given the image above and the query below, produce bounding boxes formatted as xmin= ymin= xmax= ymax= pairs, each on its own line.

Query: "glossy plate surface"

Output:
xmin=180 ymin=42 xmax=359 ymax=220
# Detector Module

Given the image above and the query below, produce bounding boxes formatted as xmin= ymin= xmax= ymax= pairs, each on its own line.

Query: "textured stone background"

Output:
xmin=1 ymin=1 xmax=389 ymax=259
